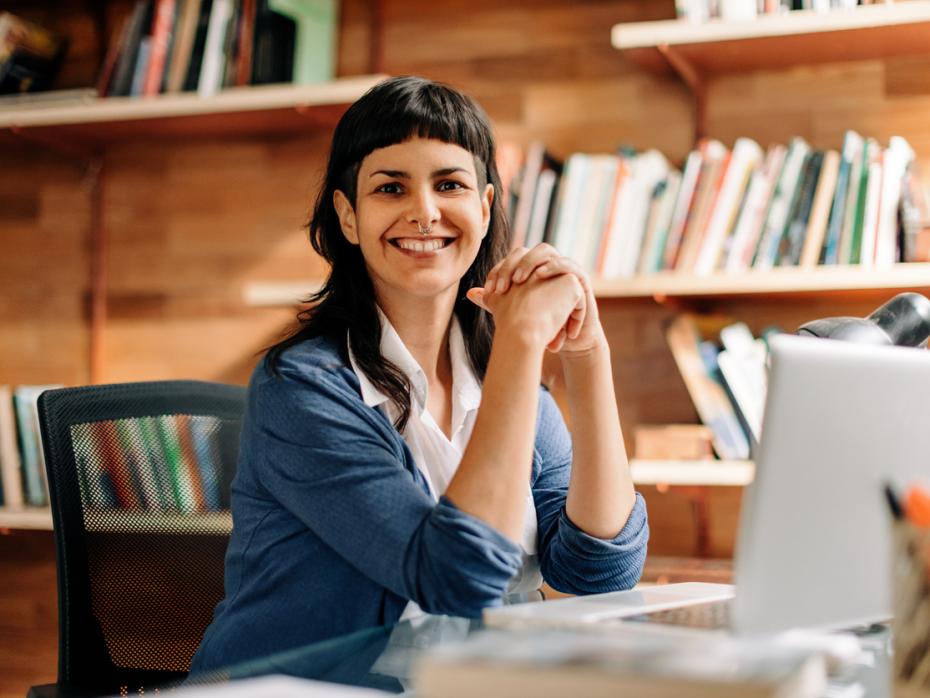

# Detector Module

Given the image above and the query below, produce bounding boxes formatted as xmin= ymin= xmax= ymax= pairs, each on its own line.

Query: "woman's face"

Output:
xmin=333 ymin=137 xmax=494 ymax=305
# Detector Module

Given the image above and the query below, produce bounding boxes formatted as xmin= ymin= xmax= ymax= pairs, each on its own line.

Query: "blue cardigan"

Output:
xmin=190 ymin=335 xmax=649 ymax=673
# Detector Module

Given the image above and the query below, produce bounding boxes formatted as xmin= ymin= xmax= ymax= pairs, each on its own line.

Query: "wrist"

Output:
xmin=560 ymin=332 xmax=610 ymax=368
xmin=494 ymin=320 xmax=550 ymax=356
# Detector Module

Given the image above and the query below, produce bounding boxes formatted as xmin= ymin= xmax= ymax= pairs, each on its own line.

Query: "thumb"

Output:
xmin=465 ymin=287 xmax=491 ymax=312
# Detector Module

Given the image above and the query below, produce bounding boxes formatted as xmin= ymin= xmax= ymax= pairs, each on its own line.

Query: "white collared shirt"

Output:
xmin=348 ymin=311 xmax=541 ymax=619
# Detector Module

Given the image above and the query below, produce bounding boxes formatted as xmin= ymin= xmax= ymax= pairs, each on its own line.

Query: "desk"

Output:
xmin=186 ymin=610 xmax=893 ymax=697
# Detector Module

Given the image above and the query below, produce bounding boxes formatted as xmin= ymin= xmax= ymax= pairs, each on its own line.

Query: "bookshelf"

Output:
xmin=0 ymin=459 xmax=755 ymax=531
xmin=0 ymin=75 xmax=387 ymax=145
xmin=0 ymin=507 xmax=53 ymax=531
xmin=243 ymin=264 xmax=930 ymax=306
xmin=611 ymin=2 xmax=930 ymax=139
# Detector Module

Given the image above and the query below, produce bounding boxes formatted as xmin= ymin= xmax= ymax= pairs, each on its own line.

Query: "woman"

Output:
xmin=190 ymin=76 xmax=648 ymax=673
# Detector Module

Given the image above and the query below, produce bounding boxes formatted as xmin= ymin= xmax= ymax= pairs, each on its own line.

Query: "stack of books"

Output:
xmin=503 ymin=132 xmax=930 ymax=278
xmin=676 ymin=0 xmax=889 ymax=23
xmin=97 ymin=0 xmax=335 ymax=99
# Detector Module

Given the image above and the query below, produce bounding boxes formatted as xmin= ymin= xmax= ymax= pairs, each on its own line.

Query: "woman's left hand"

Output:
xmin=468 ymin=244 xmax=606 ymax=356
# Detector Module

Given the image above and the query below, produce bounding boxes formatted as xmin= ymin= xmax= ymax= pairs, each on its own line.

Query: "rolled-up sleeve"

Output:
xmin=532 ymin=389 xmax=649 ymax=595
xmin=254 ymin=361 xmax=523 ymax=618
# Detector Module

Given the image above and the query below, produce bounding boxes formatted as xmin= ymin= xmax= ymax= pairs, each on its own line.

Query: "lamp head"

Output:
xmin=797 ymin=292 xmax=930 ymax=348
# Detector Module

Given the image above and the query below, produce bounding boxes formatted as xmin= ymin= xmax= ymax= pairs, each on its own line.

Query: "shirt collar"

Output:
xmin=347 ymin=309 xmax=480 ymax=416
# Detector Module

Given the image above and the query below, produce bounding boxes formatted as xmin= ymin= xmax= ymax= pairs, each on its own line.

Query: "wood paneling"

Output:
xmin=0 ymin=531 xmax=57 ymax=698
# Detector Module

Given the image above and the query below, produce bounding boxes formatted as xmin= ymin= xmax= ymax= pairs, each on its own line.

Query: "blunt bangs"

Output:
xmin=331 ymin=76 xmax=493 ymax=200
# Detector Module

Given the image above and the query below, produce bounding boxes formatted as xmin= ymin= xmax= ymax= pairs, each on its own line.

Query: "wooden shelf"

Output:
xmin=593 ymin=264 xmax=930 ymax=299
xmin=0 ymin=508 xmax=53 ymax=531
xmin=0 ymin=75 xmax=387 ymax=145
xmin=611 ymin=2 xmax=930 ymax=76
xmin=243 ymin=265 xmax=930 ymax=306
xmin=630 ymin=459 xmax=754 ymax=486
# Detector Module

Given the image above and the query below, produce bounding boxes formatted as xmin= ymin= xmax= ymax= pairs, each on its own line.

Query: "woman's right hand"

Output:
xmin=466 ymin=271 xmax=584 ymax=353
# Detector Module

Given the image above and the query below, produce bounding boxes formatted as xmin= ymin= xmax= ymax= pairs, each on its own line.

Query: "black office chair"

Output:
xmin=29 ymin=381 xmax=246 ymax=698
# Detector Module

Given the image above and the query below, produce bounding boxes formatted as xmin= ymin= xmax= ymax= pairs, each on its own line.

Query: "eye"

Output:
xmin=437 ymin=180 xmax=466 ymax=192
xmin=375 ymin=182 xmax=404 ymax=195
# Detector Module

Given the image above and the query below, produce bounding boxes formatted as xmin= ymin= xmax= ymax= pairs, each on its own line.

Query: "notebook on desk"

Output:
xmin=486 ymin=334 xmax=930 ymax=636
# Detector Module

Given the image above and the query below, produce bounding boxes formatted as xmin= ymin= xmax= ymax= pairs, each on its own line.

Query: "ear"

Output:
xmin=480 ymin=183 xmax=494 ymax=238
xmin=333 ymin=189 xmax=359 ymax=245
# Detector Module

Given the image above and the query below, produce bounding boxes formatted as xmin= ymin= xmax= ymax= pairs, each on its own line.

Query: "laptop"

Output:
xmin=485 ymin=334 xmax=930 ymax=636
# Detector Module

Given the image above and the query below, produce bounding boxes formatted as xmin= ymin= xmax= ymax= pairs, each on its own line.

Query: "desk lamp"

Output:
xmin=797 ymin=292 xmax=930 ymax=348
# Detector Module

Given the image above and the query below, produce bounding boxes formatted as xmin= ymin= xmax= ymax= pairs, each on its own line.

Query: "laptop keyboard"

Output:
xmin=621 ymin=599 xmax=733 ymax=630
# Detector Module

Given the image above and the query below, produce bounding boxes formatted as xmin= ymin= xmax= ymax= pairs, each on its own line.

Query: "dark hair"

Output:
xmin=266 ymin=76 xmax=512 ymax=430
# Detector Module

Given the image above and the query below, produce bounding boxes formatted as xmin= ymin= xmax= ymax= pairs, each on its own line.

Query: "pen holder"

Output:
xmin=893 ymin=519 xmax=930 ymax=693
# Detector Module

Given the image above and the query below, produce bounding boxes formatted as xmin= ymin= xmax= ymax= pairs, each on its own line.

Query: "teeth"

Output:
xmin=395 ymin=238 xmax=446 ymax=252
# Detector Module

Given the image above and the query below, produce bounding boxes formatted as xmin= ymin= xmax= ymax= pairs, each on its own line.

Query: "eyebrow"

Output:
xmin=370 ymin=167 xmax=471 ymax=179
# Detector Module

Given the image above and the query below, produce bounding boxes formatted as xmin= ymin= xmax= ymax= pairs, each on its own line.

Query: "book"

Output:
xmin=548 ymin=153 xmax=588 ymax=259
xmin=666 ymin=315 xmax=750 ymax=460
xmin=198 ymin=0 xmax=233 ymax=96
xmin=184 ymin=0 xmax=215 ymax=91
xmin=694 ymin=137 xmax=763 ymax=275
xmin=525 ymin=167 xmax=558 ymax=249
xmin=234 ymin=0 xmax=257 ymax=86
xmin=799 ymin=149 xmax=840 ymax=267
xmin=510 ymin=141 xmax=546 ymax=249
xmin=571 ymin=155 xmax=620 ymax=273
xmin=251 ymin=0 xmax=295 ymax=85
xmin=0 ymin=386 xmax=23 ymax=508
xmin=848 ymin=137 xmax=877 ymax=265
xmin=663 ymin=148 xmax=703 ymax=270
xmin=754 ymin=137 xmax=810 ymax=269
xmin=717 ymin=322 xmax=769 ymax=443
xmin=165 ymin=0 xmax=202 ymax=92
xmin=837 ymin=133 xmax=866 ymax=264
xmin=13 ymin=386 xmax=61 ymax=507
xmin=822 ymin=131 xmax=861 ymax=264
xmin=875 ymin=136 xmax=914 ymax=268
xmin=143 ymin=0 xmax=177 ymax=96
xmin=638 ymin=171 xmax=681 ymax=275
xmin=779 ymin=150 xmax=823 ymax=266
xmin=725 ymin=144 xmax=786 ymax=272
xmin=111 ymin=0 xmax=153 ymax=97
xmin=675 ymin=139 xmax=728 ymax=272
xmin=414 ymin=629 xmax=828 ymax=698
xmin=858 ymin=153 xmax=884 ymax=268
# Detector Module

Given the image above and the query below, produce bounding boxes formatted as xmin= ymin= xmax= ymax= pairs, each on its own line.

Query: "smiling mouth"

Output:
xmin=388 ymin=237 xmax=455 ymax=252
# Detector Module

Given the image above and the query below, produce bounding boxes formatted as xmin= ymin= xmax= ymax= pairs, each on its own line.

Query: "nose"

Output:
xmin=404 ymin=185 xmax=440 ymax=232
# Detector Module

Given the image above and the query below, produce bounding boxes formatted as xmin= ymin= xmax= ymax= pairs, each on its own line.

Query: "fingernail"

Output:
xmin=514 ymin=269 xmax=526 ymax=283
xmin=496 ymin=278 xmax=506 ymax=293
xmin=485 ymin=278 xmax=493 ymax=292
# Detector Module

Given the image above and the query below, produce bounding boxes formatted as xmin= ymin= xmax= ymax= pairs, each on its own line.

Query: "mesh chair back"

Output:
xmin=37 ymin=380 xmax=246 ymax=695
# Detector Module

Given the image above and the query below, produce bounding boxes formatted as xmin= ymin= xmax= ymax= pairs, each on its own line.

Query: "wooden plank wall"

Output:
xmin=3 ymin=1 xmax=930 ymax=693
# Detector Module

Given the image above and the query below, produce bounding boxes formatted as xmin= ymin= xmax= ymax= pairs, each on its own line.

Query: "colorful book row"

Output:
xmin=0 ymin=385 xmax=61 ymax=509
xmin=97 ymin=0 xmax=331 ymax=99
xmin=503 ymin=132 xmax=930 ymax=278
xmin=71 ymin=414 xmax=226 ymax=513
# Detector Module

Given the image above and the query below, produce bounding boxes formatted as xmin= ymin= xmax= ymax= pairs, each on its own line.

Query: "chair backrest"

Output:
xmin=37 ymin=380 xmax=246 ymax=696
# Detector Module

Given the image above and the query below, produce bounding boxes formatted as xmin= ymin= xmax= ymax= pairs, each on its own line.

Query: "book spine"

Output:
xmin=143 ymin=0 xmax=176 ymax=95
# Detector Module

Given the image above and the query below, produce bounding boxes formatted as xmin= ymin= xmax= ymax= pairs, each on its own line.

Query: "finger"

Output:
xmin=511 ymin=243 xmax=559 ymax=285
xmin=567 ymin=283 xmax=586 ymax=339
xmin=485 ymin=247 xmax=529 ymax=294
xmin=547 ymin=328 xmax=567 ymax=353
xmin=465 ymin=287 xmax=491 ymax=312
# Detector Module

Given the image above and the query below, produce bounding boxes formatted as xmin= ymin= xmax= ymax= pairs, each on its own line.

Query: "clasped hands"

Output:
xmin=465 ymin=243 xmax=604 ymax=355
